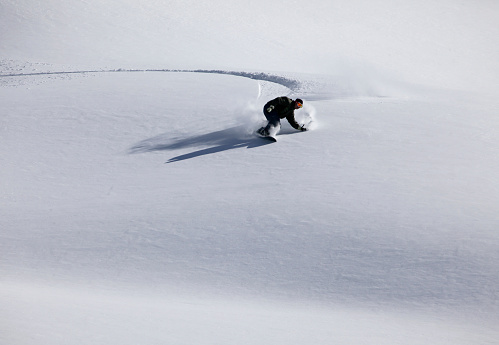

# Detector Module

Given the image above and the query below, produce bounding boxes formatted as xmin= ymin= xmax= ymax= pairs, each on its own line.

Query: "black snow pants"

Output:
xmin=263 ymin=106 xmax=281 ymax=133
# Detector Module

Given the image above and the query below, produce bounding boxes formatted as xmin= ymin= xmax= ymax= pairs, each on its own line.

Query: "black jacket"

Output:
xmin=264 ymin=97 xmax=300 ymax=129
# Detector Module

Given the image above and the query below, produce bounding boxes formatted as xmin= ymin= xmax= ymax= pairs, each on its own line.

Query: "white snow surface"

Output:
xmin=1 ymin=1 xmax=499 ymax=344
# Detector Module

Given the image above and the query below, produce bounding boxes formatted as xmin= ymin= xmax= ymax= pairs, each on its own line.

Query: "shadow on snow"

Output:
xmin=129 ymin=125 xmax=272 ymax=163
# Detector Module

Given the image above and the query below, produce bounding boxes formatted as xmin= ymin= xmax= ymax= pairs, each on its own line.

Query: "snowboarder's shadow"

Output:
xmin=129 ymin=125 xmax=272 ymax=163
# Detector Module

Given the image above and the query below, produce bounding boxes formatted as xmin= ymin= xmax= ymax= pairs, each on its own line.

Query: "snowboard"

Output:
xmin=258 ymin=135 xmax=277 ymax=142
xmin=256 ymin=127 xmax=277 ymax=142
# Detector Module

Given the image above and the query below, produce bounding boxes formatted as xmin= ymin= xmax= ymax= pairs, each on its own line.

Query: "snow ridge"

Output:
xmin=0 ymin=68 xmax=301 ymax=92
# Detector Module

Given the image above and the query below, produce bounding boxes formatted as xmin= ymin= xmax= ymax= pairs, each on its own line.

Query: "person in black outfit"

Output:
xmin=257 ymin=97 xmax=307 ymax=137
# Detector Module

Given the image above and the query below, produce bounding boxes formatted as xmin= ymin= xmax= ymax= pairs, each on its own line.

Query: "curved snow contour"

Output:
xmin=0 ymin=68 xmax=301 ymax=92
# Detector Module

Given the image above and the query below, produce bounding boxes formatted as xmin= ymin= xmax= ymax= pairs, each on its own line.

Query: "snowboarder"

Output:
xmin=257 ymin=97 xmax=307 ymax=138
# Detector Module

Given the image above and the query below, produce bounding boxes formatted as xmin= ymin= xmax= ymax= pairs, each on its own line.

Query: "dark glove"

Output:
xmin=300 ymin=125 xmax=307 ymax=131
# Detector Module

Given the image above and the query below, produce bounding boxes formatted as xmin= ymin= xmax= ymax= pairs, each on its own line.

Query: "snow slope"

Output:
xmin=1 ymin=1 xmax=499 ymax=344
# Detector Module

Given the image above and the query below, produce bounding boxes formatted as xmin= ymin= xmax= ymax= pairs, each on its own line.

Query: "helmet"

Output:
xmin=295 ymin=98 xmax=303 ymax=108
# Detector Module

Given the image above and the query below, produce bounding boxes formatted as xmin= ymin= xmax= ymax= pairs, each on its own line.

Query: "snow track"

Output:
xmin=0 ymin=67 xmax=301 ymax=92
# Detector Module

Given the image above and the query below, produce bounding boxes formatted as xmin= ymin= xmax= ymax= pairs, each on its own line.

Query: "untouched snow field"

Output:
xmin=2 ymin=1 xmax=499 ymax=344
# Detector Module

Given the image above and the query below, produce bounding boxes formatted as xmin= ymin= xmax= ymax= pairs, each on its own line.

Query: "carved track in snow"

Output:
xmin=0 ymin=68 xmax=301 ymax=92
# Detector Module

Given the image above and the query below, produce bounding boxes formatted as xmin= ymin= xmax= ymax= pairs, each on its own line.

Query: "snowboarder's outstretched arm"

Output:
xmin=286 ymin=114 xmax=300 ymax=130
xmin=286 ymin=114 xmax=307 ymax=131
